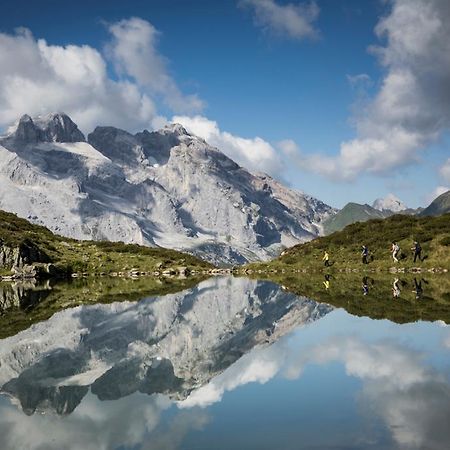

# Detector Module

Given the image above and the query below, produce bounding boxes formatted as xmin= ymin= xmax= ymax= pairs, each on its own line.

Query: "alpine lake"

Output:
xmin=0 ymin=272 xmax=449 ymax=450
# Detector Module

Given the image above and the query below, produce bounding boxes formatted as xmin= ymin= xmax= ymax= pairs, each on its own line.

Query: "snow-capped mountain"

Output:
xmin=0 ymin=113 xmax=334 ymax=264
xmin=372 ymin=194 xmax=407 ymax=213
xmin=0 ymin=277 xmax=332 ymax=415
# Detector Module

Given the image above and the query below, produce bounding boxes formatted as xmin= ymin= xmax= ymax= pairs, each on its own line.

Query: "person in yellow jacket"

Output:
xmin=323 ymin=274 xmax=331 ymax=290
xmin=323 ymin=251 xmax=330 ymax=267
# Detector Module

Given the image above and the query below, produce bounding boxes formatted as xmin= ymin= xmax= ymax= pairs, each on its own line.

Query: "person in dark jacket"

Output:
xmin=411 ymin=241 xmax=422 ymax=263
xmin=361 ymin=245 xmax=369 ymax=264
xmin=413 ymin=278 xmax=423 ymax=299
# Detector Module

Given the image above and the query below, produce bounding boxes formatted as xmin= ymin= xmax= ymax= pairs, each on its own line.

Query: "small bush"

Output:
xmin=282 ymin=256 xmax=297 ymax=265
xmin=415 ymin=233 xmax=433 ymax=243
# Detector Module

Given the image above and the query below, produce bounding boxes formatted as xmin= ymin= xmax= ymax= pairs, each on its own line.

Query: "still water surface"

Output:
xmin=0 ymin=276 xmax=449 ymax=449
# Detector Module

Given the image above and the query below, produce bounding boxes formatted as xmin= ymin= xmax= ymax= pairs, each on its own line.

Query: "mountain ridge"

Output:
xmin=323 ymin=199 xmax=422 ymax=235
xmin=0 ymin=112 xmax=335 ymax=265
xmin=420 ymin=190 xmax=450 ymax=217
xmin=323 ymin=202 xmax=389 ymax=235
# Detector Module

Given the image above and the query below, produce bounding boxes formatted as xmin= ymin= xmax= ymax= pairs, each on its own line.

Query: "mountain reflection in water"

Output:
xmin=0 ymin=277 xmax=330 ymax=415
xmin=0 ymin=275 xmax=449 ymax=450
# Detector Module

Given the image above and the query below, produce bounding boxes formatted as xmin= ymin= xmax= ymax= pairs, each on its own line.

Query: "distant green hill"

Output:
xmin=247 ymin=213 xmax=450 ymax=271
xmin=323 ymin=202 xmax=421 ymax=235
xmin=323 ymin=202 xmax=389 ymax=234
xmin=420 ymin=190 xmax=450 ymax=216
xmin=0 ymin=210 xmax=213 ymax=279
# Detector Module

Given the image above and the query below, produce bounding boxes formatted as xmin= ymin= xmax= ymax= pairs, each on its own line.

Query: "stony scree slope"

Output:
xmin=0 ymin=112 xmax=334 ymax=264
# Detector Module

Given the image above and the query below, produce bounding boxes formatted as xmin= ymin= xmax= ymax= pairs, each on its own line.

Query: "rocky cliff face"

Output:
xmin=0 ymin=281 xmax=51 ymax=313
xmin=0 ymin=113 xmax=334 ymax=264
xmin=10 ymin=113 xmax=85 ymax=144
xmin=0 ymin=240 xmax=50 ymax=270
xmin=0 ymin=277 xmax=332 ymax=415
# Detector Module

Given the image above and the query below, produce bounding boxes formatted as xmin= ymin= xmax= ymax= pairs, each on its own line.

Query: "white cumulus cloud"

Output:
xmin=285 ymin=336 xmax=450 ymax=449
xmin=179 ymin=344 xmax=285 ymax=408
xmin=239 ymin=0 xmax=320 ymax=41
xmin=297 ymin=0 xmax=450 ymax=181
xmin=178 ymin=327 xmax=450 ymax=449
xmin=0 ymin=19 xmax=202 ymax=134
xmin=0 ymin=393 xmax=171 ymax=450
xmin=107 ymin=17 xmax=203 ymax=114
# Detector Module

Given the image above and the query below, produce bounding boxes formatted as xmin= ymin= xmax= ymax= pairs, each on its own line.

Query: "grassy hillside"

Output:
xmin=0 ymin=210 xmax=213 ymax=277
xmin=247 ymin=213 xmax=450 ymax=272
xmin=246 ymin=272 xmax=450 ymax=324
xmin=420 ymin=190 xmax=450 ymax=216
xmin=323 ymin=202 xmax=388 ymax=234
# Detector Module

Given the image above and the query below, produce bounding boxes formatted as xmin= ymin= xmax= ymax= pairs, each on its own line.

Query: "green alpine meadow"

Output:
xmin=246 ymin=213 xmax=450 ymax=273
xmin=0 ymin=210 xmax=213 ymax=280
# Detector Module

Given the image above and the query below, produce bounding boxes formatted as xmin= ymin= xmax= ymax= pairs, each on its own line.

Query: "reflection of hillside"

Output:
xmin=252 ymin=273 xmax=450 ymax=324
xmin=0 ymin=277 xmax=331 ymax=415
xmin=0 ymin=281 xmax=52 ymax=312
xmin=0 ymin=275 xmax=208 ymax=339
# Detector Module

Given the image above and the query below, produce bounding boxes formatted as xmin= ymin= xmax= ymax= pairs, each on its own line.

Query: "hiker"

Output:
xmin=323 ymin=274 xmax=331 ymax=290
xmin=323 ymin=251 xmax=330 ymax=267
xmin=412 ymin=278 xmax=423 ymax=300
xmin=361 ymin=245 xmax=369 ymax=264
xmin=362 ymin=276 xmax=369 ymax=295
xmin=411 ymin=241 xmax=422 ymax=263
xmin=391 ymin=242 xmax=400 ymax=263
xmin=392 ymin=278 xmax=401 ymax=298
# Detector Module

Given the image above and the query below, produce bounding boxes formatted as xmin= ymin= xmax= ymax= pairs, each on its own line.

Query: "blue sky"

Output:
xmin=0 ymin=0 xmax=449 ymax=208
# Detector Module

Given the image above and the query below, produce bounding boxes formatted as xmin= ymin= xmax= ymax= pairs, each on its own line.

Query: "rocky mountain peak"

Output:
xmin=88 ymin=123 xmax=198 ymax=169
xmin=11 ymin=112 xmax=85 ymax=144
xmin=162 ymin=123 xmax=190 ymax=137
xmin=372 ymin=194 xmax=406 ymax=212
xmin=13 ymin=115 xmax=40 ymax=143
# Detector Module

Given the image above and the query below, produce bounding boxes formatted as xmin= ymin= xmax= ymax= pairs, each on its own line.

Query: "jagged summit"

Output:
xmin=8 ymin=112 xmax=85 ymax=144
xmin=372 ymin=194 xmax=406 ymax=213
xmin=87 ymin=122 xmax=193 ymax=168
xmin=162 ymin=123 xmax=190 ymax=136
